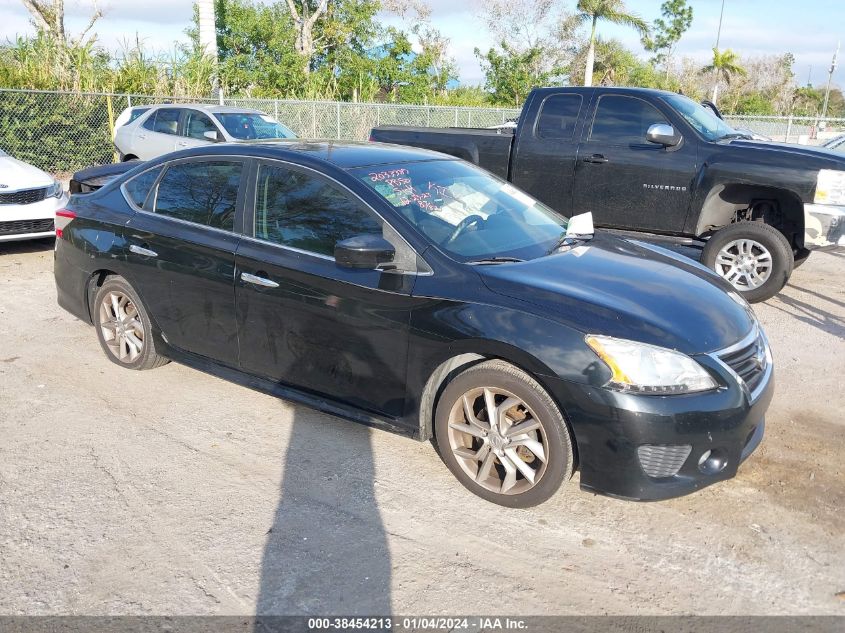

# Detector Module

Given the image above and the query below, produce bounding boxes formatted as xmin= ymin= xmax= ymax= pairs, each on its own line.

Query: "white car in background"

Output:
xmin=0 ymin=148 xmax=68 ymax=242
xmin=113 ymin=104 xmax=297 ymax=161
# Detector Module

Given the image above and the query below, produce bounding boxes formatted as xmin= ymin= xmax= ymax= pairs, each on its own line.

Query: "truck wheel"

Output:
xmin=701 ymin=222 xmax=793 ymax=303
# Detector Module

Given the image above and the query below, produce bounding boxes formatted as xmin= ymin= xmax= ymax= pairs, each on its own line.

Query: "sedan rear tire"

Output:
xmin=434 ymin=360 xmax=574 ymax=508
xmin=93 ymin=276 xmax=168 ymax=370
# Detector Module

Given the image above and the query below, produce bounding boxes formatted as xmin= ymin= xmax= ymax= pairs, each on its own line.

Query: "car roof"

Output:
xmin=138 ymin=103 xmax=266 ymax=114
xmin=169 ymin=140 xmax=454 ymax=170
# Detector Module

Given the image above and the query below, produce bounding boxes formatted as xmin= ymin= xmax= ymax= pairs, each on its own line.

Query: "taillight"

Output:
xmin=55 ymin=208 xmax=76 ymax=239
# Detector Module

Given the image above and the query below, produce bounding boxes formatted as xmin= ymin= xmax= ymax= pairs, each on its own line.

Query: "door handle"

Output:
xmin=129 ymin=244 xmax=158 ymax=257
xmin=241 ymin=272 xmax=279 ymax=289
xmin=582 ymin=154 xmax=608 ymax=164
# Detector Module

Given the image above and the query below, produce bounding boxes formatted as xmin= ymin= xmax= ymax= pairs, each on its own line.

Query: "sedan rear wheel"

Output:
xmin=93 ymin=276 xmax=168 ymax=370
xmin=435 ymin=360 xmax=573 ymax=507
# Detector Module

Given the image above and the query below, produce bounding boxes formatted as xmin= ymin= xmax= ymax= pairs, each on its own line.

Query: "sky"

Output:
xmin=0 ymin=0 xmax=842 ymax=88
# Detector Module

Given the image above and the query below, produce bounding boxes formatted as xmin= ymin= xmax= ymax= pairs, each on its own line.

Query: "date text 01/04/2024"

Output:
xmin=307 ymin=617 xmax=528 ymax=630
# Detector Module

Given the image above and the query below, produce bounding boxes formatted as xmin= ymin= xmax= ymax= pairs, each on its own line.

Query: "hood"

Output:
xmin=477 ymin=234 xmax=755 ymax=355
xmin=725 ymin=139 xmax=845 ymax=167
xmin=0 ymin=155 xmax=53 ymax=191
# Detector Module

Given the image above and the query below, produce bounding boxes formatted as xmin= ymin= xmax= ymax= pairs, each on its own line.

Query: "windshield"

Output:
xmin=213 ymin=112 xmax=297 ymax=140
xmin=661 ymin=94 xmax=737 ymax=141
xmin=352 ymin=160 xmax=569 ymax=261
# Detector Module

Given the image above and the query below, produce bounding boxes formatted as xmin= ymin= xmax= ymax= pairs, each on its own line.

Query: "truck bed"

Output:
xmin=369 ymin=126 xmax=513 ymax=179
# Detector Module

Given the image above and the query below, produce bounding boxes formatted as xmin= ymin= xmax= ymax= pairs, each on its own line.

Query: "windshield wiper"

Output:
xmin=467 ymin=256 xmax=525 ymax=265
xmin=718 ymin=132 xmax=752 ymax=140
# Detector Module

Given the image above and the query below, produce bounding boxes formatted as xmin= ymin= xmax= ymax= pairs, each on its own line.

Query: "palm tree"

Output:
xmin=701 ymin=48 xmax=746 ymax=103
xmin=576 ymin=0 xmax=649 ymax=87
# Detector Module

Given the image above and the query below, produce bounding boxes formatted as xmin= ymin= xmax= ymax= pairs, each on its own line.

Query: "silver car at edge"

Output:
xmin=113 ymin=103 xmax=297 ymax=161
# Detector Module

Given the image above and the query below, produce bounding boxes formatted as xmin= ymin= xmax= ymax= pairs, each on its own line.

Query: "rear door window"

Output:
xmin=589 ymin=95 xmax=669 ymax=145
xmin=536 ymin=94 xmax=582 ymax=140
xmin=143 ymin=108 xmax=181 ymax=136
xmin=152 ymin=160 xmax=243 ymax=230
xmin=184 ymin=110 xmax=219 ymax=140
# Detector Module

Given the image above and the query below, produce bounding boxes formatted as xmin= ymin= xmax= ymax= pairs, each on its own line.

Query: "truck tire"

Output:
xmin=701 ymin=222 xmax=793 ymax=303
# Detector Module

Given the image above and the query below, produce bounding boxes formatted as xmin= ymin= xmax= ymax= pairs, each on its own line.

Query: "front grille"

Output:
xmin=0 ymin=187 xmax=48 ymax=205
xmin=0 ymin=218 xmax=55 ymax=236
xmin=719 ymin=333 xmax=768 ymax=395
xmin=637 ymin=444 xmax=692 ymax=478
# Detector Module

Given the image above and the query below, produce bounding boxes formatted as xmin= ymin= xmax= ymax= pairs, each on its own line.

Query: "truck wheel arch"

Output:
xmin=696 ymin=183 xmax=805 ymax=247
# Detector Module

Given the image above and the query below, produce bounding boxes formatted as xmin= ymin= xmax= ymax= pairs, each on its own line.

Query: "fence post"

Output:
xmin=105 ymin=94 xmax=118 ymax=164
xmin=274 ymin=99 xmax=278 ymax=120
xmin=786 ymin=115 xmax=793 ymax=143
xmin=467 ymin=110 xmax=472 ymax=127
xmin=127 ymin=94 xmax=132 ymax=108
xmin=454 ymin=108 xmax=458 ymax=126
xmin=336 ymin=102 xmax=341 ymax=139
xmin=376 ymin=103 xmax=380 ymax=127
xmin=312 ymin=102 xmax=317 ymax=137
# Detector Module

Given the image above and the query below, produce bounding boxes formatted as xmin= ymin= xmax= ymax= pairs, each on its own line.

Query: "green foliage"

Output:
xmin=0 ymin=91 xmax=113 ymax=172
xmin=642 ymin=0 xmax=693 ymax=68
xmin=475 ymin=42 xmax=562 ymax=107
xmin=702 ymin=48 xmax=746 ymax=83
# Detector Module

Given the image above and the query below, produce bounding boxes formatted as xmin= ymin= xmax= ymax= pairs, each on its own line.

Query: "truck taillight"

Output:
xmin=55 ymin=209 xmax=76 ymax=239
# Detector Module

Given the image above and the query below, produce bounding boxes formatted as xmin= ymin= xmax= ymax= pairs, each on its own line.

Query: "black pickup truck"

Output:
xmin=371 ymin=86 xmax=845 ymax=302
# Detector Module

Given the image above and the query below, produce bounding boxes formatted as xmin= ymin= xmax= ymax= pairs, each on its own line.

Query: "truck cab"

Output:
xmin=372 ymin=86 xmax=845 ymax=302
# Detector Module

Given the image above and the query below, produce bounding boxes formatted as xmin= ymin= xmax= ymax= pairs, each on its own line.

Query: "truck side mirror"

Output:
xmin=646 ymin=123 xmax=680 ymax=147
xmin=203 ymin=130 xmax=220 ymax=142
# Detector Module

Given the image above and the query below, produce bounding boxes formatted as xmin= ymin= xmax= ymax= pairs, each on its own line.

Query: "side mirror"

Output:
xmin=335 ymin=234 xmax=395 ymax=269
xmin=566 ymin=212 xmax=594 ymax=237
xmin=203 ymin=130 xmax=219 ymax=142
xmin=646 ymin=123 xmax=680 ymax=147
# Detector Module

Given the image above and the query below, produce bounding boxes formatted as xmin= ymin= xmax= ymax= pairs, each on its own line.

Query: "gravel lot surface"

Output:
xmin=0 ymin=239 xmax=843 ymax=615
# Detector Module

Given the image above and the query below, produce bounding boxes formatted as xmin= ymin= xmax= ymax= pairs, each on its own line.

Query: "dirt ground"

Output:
xmin=0 ymin=239 xmax=843 ymax=616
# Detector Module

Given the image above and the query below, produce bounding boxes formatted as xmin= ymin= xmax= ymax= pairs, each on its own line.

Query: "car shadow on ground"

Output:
xmin=0 ymin=237 xmax=55 ymax=255
xmin=256 ymin=407 xmax=392 ymax=618
xmin=770 ymin=291 xmax=845 ymax=338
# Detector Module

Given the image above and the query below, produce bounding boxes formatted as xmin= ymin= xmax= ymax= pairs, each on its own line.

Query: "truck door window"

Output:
xmin=589 ymin=96 xmax=669 ymax=145
xmin=536 ymin=94 xmax=583 ymax=140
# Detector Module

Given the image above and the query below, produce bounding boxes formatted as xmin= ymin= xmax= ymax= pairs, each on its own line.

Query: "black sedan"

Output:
xmin=54 ymin=141 xmax=772 ymax=507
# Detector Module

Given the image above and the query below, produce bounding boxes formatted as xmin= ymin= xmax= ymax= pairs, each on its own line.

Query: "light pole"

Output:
xmin=821 ymin=42 xmax=840 ymax=121
xmin=711 ymin=0 xmax=726 ymax=102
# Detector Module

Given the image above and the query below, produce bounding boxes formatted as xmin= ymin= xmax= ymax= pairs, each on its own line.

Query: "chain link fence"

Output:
xmin=725 ymin=114 xmax=845 ymax=144
xmin=0 ymin=88 xmax=520 ymax=174
xmin=0 ymin=88 xmax=842 ymax=175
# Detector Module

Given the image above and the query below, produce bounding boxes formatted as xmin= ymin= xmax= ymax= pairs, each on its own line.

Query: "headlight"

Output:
xmin=586 ymin=335 xmax=718 ymax=394
xmin=814 ymin=169 xmax=845 ymax=206
xmin=46 ymin=179 xmax=63 ymax=198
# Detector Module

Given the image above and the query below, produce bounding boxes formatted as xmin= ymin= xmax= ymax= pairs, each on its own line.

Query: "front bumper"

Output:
xmin=545 ymin=349 xmax=773 ymax=501
xmin=803 ymin=203 xmax=845 ymax=252
xmin=0 ymin=192 xmax=68 ymax=242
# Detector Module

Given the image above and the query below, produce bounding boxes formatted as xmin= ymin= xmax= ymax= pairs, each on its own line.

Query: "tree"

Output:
xmin=284 ymin=0 xmax=329 ymax=74
xmin=476 ymin=0 xmax=575 ymax=79
xmin=642 ymin=0 xmax=693 ymax=78
xmin=701 ymin=48 xmax=746 ymax=103
xmin=19 ymin=0 xmax=103 ymax=46
xmin=575 ymin=0 xmax=649 ymax=87
xmin=475 ymin=42 xmax=560 ymax=107
xmin=188 ymin=0 xmax=304 ymax=96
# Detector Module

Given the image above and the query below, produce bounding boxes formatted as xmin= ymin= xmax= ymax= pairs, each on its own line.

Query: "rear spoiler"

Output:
xmin=69 ymin=161 xmax=143 ymax=194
